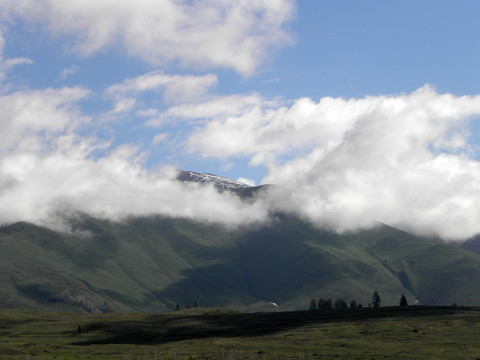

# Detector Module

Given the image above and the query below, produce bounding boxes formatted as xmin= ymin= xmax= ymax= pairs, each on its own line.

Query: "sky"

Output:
xmin=1 ymin=0 xmax=480 ymax=240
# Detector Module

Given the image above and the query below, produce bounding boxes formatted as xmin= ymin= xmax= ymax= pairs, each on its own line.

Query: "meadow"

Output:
xmin=1 ymin=306 xmax=480 ymax=359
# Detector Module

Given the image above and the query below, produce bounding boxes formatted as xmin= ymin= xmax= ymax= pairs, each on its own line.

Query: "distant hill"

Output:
xmin=1 ymin=212 xmax=480 ymax=313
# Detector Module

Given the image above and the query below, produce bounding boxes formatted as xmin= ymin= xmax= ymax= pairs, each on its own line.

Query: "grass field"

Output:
xmin=1 ymin=306 xmax=480 ymax=359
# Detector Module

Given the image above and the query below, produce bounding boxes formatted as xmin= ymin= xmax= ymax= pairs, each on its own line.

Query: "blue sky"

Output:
xmin=2 ymin=0 xmax=480 ymax=240
xmin=4 ymin=0 xmax=480 ymax=182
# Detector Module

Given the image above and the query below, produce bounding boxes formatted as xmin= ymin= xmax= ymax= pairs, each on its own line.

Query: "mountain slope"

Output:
xmin=1 ymin=215 xmax=480 ymax=313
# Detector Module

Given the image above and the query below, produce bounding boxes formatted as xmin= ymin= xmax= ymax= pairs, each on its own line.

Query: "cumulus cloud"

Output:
xmin=0 ymin=146 xmax=270 ymax=231
xmin=0 ymin=85 xmax=270 ymax=231
xmin=101 ymin=71 xmax=220 ymax=122
xmin=0 ymin=87 xmax=90 ymax=152
xmin=3 ymin=0 xmax=294 ymax=75
xmin=2 ymin=64 xmax=480 ymax=241
xmin=146 ymin=94 xmax=270 ymax=127
xmin=4 ymin=0 xmax=480 ymax=243
xmin=186 ymin=85 xmax=480 ymax=240
xmin=105 ymin=71 xmax=218 ymax=104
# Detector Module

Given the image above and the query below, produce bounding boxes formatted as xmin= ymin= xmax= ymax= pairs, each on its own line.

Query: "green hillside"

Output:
xmin=1 ymin=215 xmax=480 ymax=313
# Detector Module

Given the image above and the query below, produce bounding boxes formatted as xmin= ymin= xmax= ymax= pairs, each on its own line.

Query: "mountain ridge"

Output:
xmin=2 ymin=171 xmax=480 ymax=313
xmin=2 ymin=212 xmax=480 ymax=313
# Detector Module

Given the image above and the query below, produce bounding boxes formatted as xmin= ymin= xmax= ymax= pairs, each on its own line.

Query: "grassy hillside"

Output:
xmin=1 ymin=215 xmax=480 ymax=313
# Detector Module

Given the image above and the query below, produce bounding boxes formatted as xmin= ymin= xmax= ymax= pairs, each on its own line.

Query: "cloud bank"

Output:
xmin=0 ymin=86 xmax=271 ymax=230
xmin=0 ymin=88 xmax=270 ymax=230
xmin=185 ymin=86 xmax=480 ymax=240
xmin=1 ymin=1 xmax=480 ymax=241
xmin=1 ymin=82 xmax=480 ymax=241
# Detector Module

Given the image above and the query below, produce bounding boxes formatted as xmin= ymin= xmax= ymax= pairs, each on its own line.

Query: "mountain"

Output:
xmin=176 ymin=170 xmax=252 ymax=190
xmin=2 ymin=211 xmax=480 ymax=313
xmin=176 ymin=169 xmax=271 ymax=199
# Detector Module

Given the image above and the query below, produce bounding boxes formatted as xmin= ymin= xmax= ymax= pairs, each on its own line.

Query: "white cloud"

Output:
xmin=136 ymin=108 xmax=159 ymax=118
xmin=4 ymin=0 xmax=295 ymax=75
xmin=185 ymin=85 xmax=480 ymax=240
xmin=146 ymin=94 xmax=269 ymax=127
xmin=105 ymin=71 xmax=218 ymax=104
xmin=0 ymin=84 xmax=270 ymax=231
xmin=110 ymin=97 xmax=136 ymax=114
xmin=151 ymin=133 xmax=169 ymax=146
xmin=2 ymin=79 xmax=480 ymax=241
xmin=0 ymin=87 xmax=90 ymax=152
xmin=101 ymin=71 xmax=219 ymax=122
xmin=60 ymin=65 xmax=80 ymax=79
xmin=237 ymin=177 xmax=256 ymax=186
xmin=187 ymin=86 xmax=480 ymax=164
xmin=186 ymin=95 xmax=360 ymax=161
xmin=0 ymin=147 xmax=270 ymax=231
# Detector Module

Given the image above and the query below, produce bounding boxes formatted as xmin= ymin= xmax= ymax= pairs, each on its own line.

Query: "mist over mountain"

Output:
xmin=2 ymin=172 xmax=480 ymax=313
xmin=2 ymin=87 xmax=480 ymax=242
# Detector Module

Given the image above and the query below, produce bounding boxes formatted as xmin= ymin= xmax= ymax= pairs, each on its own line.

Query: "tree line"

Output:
xmin=309 ymin=292 xmax=409 ymax=310
xmin=175 ymin=300 xmax=199 ymax=311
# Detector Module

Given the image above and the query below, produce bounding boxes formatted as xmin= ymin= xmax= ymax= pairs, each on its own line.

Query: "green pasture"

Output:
xmin=0 ymin=306 xmax=479 ymax=359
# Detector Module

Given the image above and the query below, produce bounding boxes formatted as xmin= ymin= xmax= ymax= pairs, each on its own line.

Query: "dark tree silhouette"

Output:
xmin=318 ymin=298 xmax=333 ymax=310
xmin=350 ymin=299 xmax=358 ymax=308
xmin=309 ymin=299 xmax=317 ymax=310
xmin=325 ymin=298 xmax=332 ymax=309
xmin=372 ymin=291 xmax=381 ymax=308
xmin=335 ymin=298 xmax=348 ymax=309
xmin=399 ymin=294 xmax=408 ymax=306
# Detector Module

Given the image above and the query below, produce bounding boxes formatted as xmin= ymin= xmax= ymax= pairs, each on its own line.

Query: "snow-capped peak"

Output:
xmin=176 ymin=170 xmax=253 ymax=190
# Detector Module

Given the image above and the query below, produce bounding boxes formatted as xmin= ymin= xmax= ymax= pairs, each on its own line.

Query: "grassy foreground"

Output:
xmin=0 ymin=306 xmax=480 ymax=359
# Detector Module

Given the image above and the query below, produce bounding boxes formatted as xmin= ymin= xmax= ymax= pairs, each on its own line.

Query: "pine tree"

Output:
xmin=318 ymin=298 xmax=333 ymax=310
xmin=325 ymin=298 xmax=332 ymax=309
xmin=334 ymin=298 xmax=347 ymax=309
xmin=372 ymin=291 xmax=381 ymax=308
xmin=399 ymin=294 xmax=408 ymax=306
